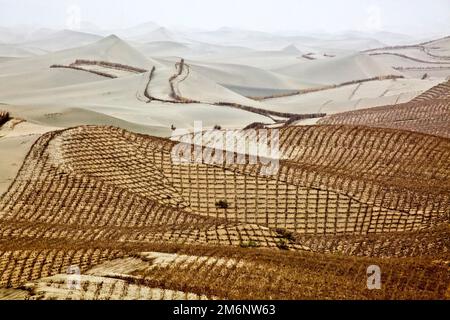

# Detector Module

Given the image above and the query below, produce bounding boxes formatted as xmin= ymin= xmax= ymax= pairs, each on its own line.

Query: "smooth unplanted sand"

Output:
xmin=274 ymin=53 xmax=403 ymax=85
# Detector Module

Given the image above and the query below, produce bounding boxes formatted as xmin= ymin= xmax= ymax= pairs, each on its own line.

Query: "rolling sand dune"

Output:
xmin=188 ymin=28 xmax=386 ymax=52
xmin=177 ymin=60 xmax=317 ymax=96
xmin=113 ymin=21 xmax=160 ymax=39
xmin=0 ymin=26 xmax=57 ymax=44
xmin=370 ymin=53 xmax=450 ymax=70
xmin=14 ymin=30 xmax=102 ymax=52
xmin=422 ymin=35 xmax=450 ymax=48
xmin=0 ymin=57 xmax=20 ymax=63
xmin=0 ymin=84 xmax=271 ymax=133
xmin=0 ymin=35 xmax=322 ymax=132
xmin=150 ymin=58 xmax=320 ymax=99
xmin=275 ymin=53 xmax=403 ymax=85
xmin=145 ymin=62 xmax=271 ymax=105
xmin=261 ymin=78 xmax=441 ymax=115
xmin=134 ymin=40 xmax=191 ymax=57
xmin=135 ymin=40 xmax=254 ymax=59
xmin=364 ymin=36 xmax=450 ymax=79
xmin=130 ymin=27 xmax=185 ymax=43
xmin=319 ymin=79 xmax=450 ymax=138
xmin=5 ymin=106 xmax=172 ymax=137
xmin=0 ymin=43 xmax=44 ymax=58
xmin=0 ymin=27 xmax=22 ymax=43
xmin=0 ymin=119 xmax=59 ymax=196
xmin=198 ymin=45 xmax=309 ymax=70
xmin=0 ymin=40 xmax=332 ymax=133
xmin=0 ymin=60 xmax=279 ymax=130
xmin=0 ymin=68 xmax=107 ymax=95
xmin=0 ymin=35 xmax=161 ymax=76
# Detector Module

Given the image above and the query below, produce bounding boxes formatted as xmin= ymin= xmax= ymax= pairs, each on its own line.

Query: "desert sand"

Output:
xmin=0 ymin=22 xmax=449 ymax=300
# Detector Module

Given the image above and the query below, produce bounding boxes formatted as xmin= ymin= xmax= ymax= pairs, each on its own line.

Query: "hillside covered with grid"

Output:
xmin=0 ymin=114 xmax=449 ymax=299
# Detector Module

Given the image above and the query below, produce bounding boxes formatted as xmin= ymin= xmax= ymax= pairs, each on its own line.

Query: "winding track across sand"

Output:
xmin=139 ymin=59 xmax=326 ymax=122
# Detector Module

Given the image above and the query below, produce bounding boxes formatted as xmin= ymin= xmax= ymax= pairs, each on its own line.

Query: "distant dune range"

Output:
xmin=1 ymin=33 xmax=449 ymax=132
xmin=365 ymin=36 xmax=450 ymax=79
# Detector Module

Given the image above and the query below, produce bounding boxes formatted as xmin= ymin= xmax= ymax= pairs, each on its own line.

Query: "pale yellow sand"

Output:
xmin=0 ymin=119 xmax=60 ymax=196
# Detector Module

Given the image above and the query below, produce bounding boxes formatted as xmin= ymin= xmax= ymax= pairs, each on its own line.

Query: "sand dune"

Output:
xmin=154 ymin=59 xmax=319 ymax=97
xmin=0 ymin=43 xmax=45 ymax=58
xmin=131 ymin=27 xmax=185 ymax=43
xmin=0 ymin=32 xmax=448 ymax=136
xmin=0 ymin=68 xmax=107 ymax=96
xmin=362 ymin=36 xmax=450 ymax=80
xmin=422 ymin=36 xmax=450 ymax=50
xmin=262 ymin=78 xmax=441 ymax=114
xmin=14 ymin=30 xmax=102 ymax=52
xmin=0 ymin=35 xmax=161 ymax=76
xmin=0 ymin=39 xmax=329 ymax=133
xmin=0 ymin=27 xmax=22 ymax=43
xmin=134 ymin=40 xmax=191 ymax=56
xmin=113 ymin=21 xmax=160 ymax=39
xmin=319 ymin=79 xmax=450 ymax=138
xmin=145 ymin=62 xmax=265 ymax=105
xmin=0 ymin=119 xmax=59 ymax=196
xmin=0 ymin=57 xmax=19 ymax=63
xmin=310 ymin=37 xmax=385 ymax=51
xmin=274 ymin=53 xmax=403 ymax=85
xmin=135 ymin=40 xmax=254 ymax=59
xmin=370 ymin=53 xmax=450 ymax=69
xmin=188 ymin=28 xmax=386 ymax=52
xmin=0 ymin=26 xmax=57 ymax=44
xmin=199 ymin=47 xmax=311 ymax=70
xmin=6 ymin=106 xmax=171 ymax=136
xmin=0 ymin=73 xmax=272 ymax=133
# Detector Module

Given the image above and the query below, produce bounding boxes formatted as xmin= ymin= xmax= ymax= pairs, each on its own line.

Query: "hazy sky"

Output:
xmin=0 ymin=0 xmax=449 ymax=36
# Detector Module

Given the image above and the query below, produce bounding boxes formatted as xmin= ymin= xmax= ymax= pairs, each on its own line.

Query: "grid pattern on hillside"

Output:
xmin=318 ymin=80 xmax=450 ymax=138
xmin=0 ymin=124 xmax=448 ymax=296
xmin=15 ymin=246 xmax=450 ymax=300
xmin=1 ymin=125 xmax=448 ymax=238
xmin=0 ymin=248 xmax=123 ymax=288
xmin=6 ymin=125 xmax=445 ymax=235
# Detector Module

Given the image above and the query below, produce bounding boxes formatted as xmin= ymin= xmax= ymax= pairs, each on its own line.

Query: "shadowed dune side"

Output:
xmin=0 ymin=110 xmax=9 ymax=126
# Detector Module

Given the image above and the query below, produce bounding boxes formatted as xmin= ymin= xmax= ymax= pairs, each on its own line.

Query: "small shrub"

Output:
xmin=240 ymin=240 xmax=260 ymax=248
xmin=275 ymin=228 xmax=296 ymax=242
xmin=215 ymin=200 xmax=229 ymax=209
xmin=276 ymin=238 xmax=289 ymax=250
xmin=213 ymin=124 xmax=222 ymax=130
